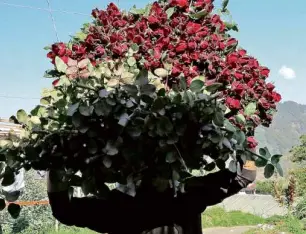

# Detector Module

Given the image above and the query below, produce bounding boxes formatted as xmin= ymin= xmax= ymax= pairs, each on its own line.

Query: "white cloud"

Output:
xmin=278 ymin=65 xmax=296 ymax=79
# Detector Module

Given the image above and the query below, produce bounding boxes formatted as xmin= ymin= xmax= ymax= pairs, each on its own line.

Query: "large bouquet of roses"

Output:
xmin=0 ymin=0 xmax=282 ymax=217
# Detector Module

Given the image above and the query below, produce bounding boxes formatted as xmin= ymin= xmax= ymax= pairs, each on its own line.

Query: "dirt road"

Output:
xmin=202 ymin=226 xmax=255 ymax=234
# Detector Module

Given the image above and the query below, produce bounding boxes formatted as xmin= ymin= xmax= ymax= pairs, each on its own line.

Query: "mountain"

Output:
xmin=255 ymin=101 xmax=306 ymax=178
xmin=255 ymin=101 xmax=306 ymax=155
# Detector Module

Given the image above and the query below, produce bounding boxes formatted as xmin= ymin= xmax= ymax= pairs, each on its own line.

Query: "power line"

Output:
xmin=0 ymin=95 xmax=39 ymax=100
xmin=46 ymin=0 xmax=60 ymax=42
xmin=0 ymin=1 xmax=89 ymax=16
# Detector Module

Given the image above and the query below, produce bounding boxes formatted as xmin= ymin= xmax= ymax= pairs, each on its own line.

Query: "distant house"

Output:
xmin=0 ymin=118 xmax=21 ymax=139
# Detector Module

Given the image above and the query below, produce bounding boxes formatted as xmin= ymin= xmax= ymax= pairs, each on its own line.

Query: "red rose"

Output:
xmin=266 ymin=83 xmax=275 ymax=91
xmin=247 ymin=136 xmax=258 ymax=149
xmin=186 ymin=22 xmax=202 ymax=35
xmin=226 ymin=97 xmax=241 ymax=109
xmin=154 ymin=47 xmax=162 ymax=60
xmin=188 ymin=41 xmax=197 ymax=50
xmin=47 ymin=51 xmax=55 ymax=60
xmin=190 ymin=52 xmax=200 ymax=60
xmin=227 ymin=53 xmax=239 ymax=65
xmin=238 ymin=49 xmax=247 ymax=56
xmin=260 ymin=67 xmax=270 ymax=77
xmin=176 ymin=41 xmax=187 ymax=53
xmin=234 ymin=71 xmax=244 ymax=80
xmin=96 ymin=46 xmax=105 ymax=55
xmin=232 ymin=81 xmax=245 ymax=96
xmin=181 ymin=53 xmax=191 ymax=63
xmin=112 ymin=19 xmax=127 ymax=28
xmin=200 ymin=41 xmax=209 ymax=50
xmin=272 ymin=92 xmax=281 ymax=102
xmin=226 ymin=38 xmax=238 ymax=47
xmin=170 ymin=0 xmax=189 ymax=8
xmin=52 ymin=79 xmax=60 ymax=86
xmin=171 ymin=63 xmax=183 ymax=76
xmin=112 ymin=43 xmax=127 ymax=56
xmin=133 ymin=35 xmax=144 ymax=44
xmin=147 ymin=16 xmax=159 ymax=24
xmin=259 ymin=98 xmax=270 ymax=110
xmin=247 ymin=79 xmax=256 ymax=88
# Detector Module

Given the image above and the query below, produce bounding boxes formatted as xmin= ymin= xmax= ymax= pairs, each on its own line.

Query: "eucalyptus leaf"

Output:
xmin=244 ymin=103 xmax=257 ymax=116
xmin=103 ymin=141 xmax=119 ymax=156
xmin=127 ymin=57 xmax=136 ymax=66
xmin=79 ymin=105 xmax=94 ymax=116
xmin=166 ymin=7 xmax=175 ymax=19
xmin=189 ymin=10 xmax=208 ymax=20
xmin=166 ymin=152 xmax=176 ymax=163
xmin=190 ymin=79 xmax=204 ymax=93
xmin=16 ymin=109 xmax=28 ymax=124
xmin=55 ymin=56 xmax=68 ymax=73
xmin=205 ymin=83 xmax=223 ymax=93
xmin=135 ymin=70 xmax=149 ymax=86
xmin=213 ymin=110 xmax=224 ymax=127
xmin=67 ymin=103 xmax=80 ymax=116
xmin=275 ymin=163 xmax=283 ymax=177
xmin=118 ymin=113 xmax=129 ymax=127
xmin=271 ymin=154 xmax=282 ymax=165
xmin=264 ymin=164 xmax=275 ymax=179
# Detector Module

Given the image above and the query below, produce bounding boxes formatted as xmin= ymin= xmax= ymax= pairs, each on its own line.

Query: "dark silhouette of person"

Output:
xmin=47 ymin=160 xmax=256 ymax=234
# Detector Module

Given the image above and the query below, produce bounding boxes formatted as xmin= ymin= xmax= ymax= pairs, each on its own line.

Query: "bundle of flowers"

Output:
xmin=0 ymin=0 xmax=282 ymax=216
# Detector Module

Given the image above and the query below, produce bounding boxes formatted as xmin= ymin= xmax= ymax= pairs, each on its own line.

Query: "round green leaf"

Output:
xmin=205 ymin=83 xmax=222 ymax=93
xmin=264 ymin=164 xmax=275 ymax=179
xmin=30 ymin=116 xmax=41 ymax=125
xmin=79 ymin=105 xmax=93 ymax=116
xmin=235 ymin=114 xmax=246 ymax=124
xmin=103 ymin=141 xmax=119 ymax=156
xmin=259 ymin=147 xmax=271 ymax=159
xmin=244 ymin=103 xmax=257 ymax=116
xmin=55 ymin=56 xmax=68 ymax=73
xmin=166 ymin=152 xmax=177 ymax=163
xmin=67 ymin=103 xmax=80 ymax=117
xmin=271 ymin=154 xmax=282 ymax=165
xmin=213 ymin=110 xmax=224 ymax=127
xmin=154 ymin=68 xmax=168 ymax=78
xmin=127 ymin=57 xmax=136 ymax=66
xmin=16 ymin=109 xmax=28 ymax=123
xmin=190 ymin=79 xmax=204 ymax=93
xmin=140 ymin=84 xmax=156 ymax=95
xmin=166 ymin=7 xmax=175 ymax=19
xmin=255 ymin=157 xmax=268 ymax=167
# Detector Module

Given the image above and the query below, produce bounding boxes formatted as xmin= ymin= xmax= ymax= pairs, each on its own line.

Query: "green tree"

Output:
xmin=290 ymin=135 xmax=306 ymax=164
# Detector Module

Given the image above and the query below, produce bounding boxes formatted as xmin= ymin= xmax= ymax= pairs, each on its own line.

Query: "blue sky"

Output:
xmin=0 ymin=0 xmax=305 ymax=118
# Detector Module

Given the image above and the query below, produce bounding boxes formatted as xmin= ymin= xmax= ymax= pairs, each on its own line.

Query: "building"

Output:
xmin=0 ymin=118 xmax=21 ymax=139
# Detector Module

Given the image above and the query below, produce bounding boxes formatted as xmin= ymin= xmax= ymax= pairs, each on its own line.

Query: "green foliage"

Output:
xmin=290 ymin=168 xmax=306 ymax=197
xmin=293 ymin=197 xmax=306 ymax=220
xmin=246 ymin=215 xmax=305 ymax=234
xmin=0 ymin=58 xmax=280 ymax=203
xmin=255 ymin=180 xmax=275 ymax=195
xmin=255 ymin=101 xmax=306 ymax=156
xmin=202 ymin=207 xmax=265 ymax=228
xmin=290 ymin=135 xmax=306 ymax=163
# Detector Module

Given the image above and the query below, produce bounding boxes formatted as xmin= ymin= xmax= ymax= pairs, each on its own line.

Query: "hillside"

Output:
xmin=255 ymin=101 xmax=306 ymax=178
xmin=255 ymin=101 xmax=306 ymax=155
